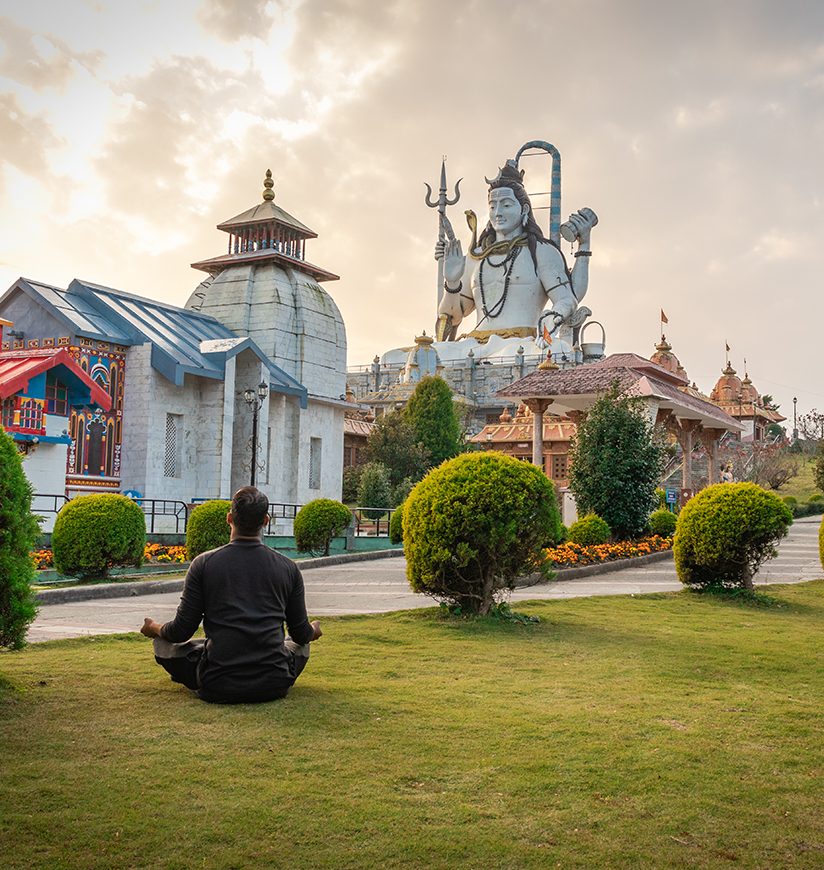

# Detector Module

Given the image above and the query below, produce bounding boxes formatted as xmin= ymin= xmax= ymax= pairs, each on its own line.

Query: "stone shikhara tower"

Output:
xmin=188 ymin=169 xmax=346 ymax=402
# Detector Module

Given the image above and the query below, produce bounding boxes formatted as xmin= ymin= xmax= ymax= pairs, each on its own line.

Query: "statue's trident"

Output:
xmin=424 ymin=157 xmax=461 ymax=330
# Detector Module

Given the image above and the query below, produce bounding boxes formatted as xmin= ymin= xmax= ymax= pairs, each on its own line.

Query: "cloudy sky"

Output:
xmin=1 ymin=0 xmax=822 ymax=419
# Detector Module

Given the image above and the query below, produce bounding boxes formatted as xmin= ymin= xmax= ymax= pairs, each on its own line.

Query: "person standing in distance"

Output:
xmin=140 ymin=486 xmax=321 ymax=703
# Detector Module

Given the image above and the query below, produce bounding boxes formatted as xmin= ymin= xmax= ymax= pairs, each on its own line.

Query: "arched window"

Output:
xmin=75 ymin=416 xmax=86 ymax=473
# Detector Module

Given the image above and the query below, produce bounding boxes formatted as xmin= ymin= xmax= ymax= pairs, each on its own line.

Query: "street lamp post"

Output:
xmin=243 ymin=381 xmax=269 ymax=486
xmin=793 ymin=396 xmax=798 ymax=442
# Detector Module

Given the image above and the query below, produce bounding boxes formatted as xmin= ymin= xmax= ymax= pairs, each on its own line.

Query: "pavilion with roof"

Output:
xmin=494 ymin=348 xmax=742 ymax=510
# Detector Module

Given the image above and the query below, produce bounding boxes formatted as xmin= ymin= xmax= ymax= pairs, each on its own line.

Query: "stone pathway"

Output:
xmin=25 ymin=519 xmax=822 ymax=643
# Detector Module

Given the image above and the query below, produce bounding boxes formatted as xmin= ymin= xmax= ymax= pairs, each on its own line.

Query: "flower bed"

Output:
xmin=31 ymin=543 xmax=188 ymax=571
xmin=544 ymin=535 xmax=673 ymax=568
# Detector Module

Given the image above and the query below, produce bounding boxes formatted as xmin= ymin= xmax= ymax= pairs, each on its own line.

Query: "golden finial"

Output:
xmin=262 ymin=169 xmax=275 ymax=202
xmin=538 ymin=358 xmax=559 ymax=370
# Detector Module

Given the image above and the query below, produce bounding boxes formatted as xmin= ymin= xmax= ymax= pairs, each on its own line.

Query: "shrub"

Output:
xmin=809 ymin=493 xmax=824 ymax=503
xmin=404 ymin=451 xmax=562 ymax=614
xmin=673 ymin=482 xmax=792 ymax=591
xmin=389 ymin=501 xmax=405 ymax=545
xmin=820 ymin=516 xmax=824 ymax=571
xmin=341 ymin=466 xmax=362 ymax=504
xmin=648 ymin=508 xmax=678 ymax=537
xmin=782 ymin=495 xmax=798 ymax=508
xmin=53 ymin=494 xmax=145 ymax=580
xmin=655 ymin=487 xmax=667 ymax=510
xmin=365 ymin=410 xmax=430 ymax=489
xmin=558 ymin=523 xmax=568 ymax=544
xmin=567 ymin=513 xmax=612 ymax=546
xmin=568 ymin=387 xmax=665 ymax=539
xmin=0 ymin=428 xmax=39 ymax=648
xmin=357 ymin=461 xmax=392 ymax=520
xmin=294 ymin=499 xmax=352 ymax=556
xmin=186 ymin=500 xmax=231 ymax=559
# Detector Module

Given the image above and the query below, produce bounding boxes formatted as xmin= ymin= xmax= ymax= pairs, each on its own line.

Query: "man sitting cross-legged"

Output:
xmin=140 ymin=486 xmax=322 ymax=703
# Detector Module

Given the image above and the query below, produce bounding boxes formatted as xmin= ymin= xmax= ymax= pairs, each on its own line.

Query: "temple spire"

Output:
xmin=262 ymin=169 xmax=275 ymax=202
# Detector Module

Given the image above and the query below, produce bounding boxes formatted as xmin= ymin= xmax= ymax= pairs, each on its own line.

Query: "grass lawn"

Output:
xmin=2 ymin=583 xmax=824 ymax=869
xmin=778 ymin=455 xmax=822 ymax=503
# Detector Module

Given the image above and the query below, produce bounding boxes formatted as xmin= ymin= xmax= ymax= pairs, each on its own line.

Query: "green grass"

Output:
xmin=2 ymin=583 xmax=824 ymax=869
xmin=778 ymin=455 xmax=822 ymax=502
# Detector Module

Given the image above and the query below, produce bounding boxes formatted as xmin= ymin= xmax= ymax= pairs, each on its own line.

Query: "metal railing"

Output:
xmin=134 ymin=499 xmax=189 ymax=535
xmin=31 ymin=493 xmax=69 ymax=520
xmin=350 ymin=507 xmax=395 ymax=538
xmin=33 ymin=493 xmax=395 ymax=539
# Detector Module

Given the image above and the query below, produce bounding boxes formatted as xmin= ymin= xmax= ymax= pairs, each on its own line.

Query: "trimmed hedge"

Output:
xmin=294 ymin=499 xmax=352 ymax=556
xmin=403 ymin=451 xmax=562 ymax=614
xmin=648 ymin=508 xmax=677 ymax=537
xmin=186 ymin=500 xmax=231 ymax=559
xmin=673 ymin=482 xmax=792 ymax=591
xmin=53 ymin=494 xmax=145 ymax=580
xmin=567 ymin=513 xmax=611 ymax=546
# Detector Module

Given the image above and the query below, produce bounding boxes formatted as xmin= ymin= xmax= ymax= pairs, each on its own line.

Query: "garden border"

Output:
xmin=35 ymin=547 xmax=673 ymax=606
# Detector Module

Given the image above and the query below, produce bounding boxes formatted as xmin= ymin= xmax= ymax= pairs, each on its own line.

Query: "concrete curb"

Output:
xmin=34 ymin=548 xmax=406 ymax=606
xmin=514 ymin=548 xmax=673 ymax=587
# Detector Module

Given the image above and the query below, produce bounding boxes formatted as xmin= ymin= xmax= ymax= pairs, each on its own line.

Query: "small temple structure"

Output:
xmin=709 ymin=361 xmax=785 ymax=441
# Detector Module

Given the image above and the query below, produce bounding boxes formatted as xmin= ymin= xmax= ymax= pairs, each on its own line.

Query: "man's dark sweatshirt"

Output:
xmin=160 ymin=540 xmax=314 ymax=703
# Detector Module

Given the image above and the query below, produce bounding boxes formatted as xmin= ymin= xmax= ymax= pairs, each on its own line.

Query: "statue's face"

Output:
xmin=488 ymin=187 xmax=526 ymax=235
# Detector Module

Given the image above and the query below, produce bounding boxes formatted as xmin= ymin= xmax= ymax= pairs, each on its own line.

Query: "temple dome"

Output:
xmin=740 ymin=372 xmax=759 ymax=404
xmin=650 ymin=335 xmax=688 ymax=380
xmin=400 ymin=332 xmax=442 ymax=384
xmin=709 ymin=362 xmax=743 ymax=404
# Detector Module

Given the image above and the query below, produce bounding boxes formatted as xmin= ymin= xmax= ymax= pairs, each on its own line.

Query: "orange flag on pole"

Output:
xmin=660 ymin=309 xmax=668 ymax=324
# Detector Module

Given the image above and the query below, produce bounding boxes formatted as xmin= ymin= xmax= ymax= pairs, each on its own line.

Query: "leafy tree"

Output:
xmin=0 ymin=428 xmax=39 ymax=648
xmin=404 ymin=451 xmax=562 ymax=615
xmin=404 ymin=376 xmax=462 ymax=467
xmin=341 ymin=466 xmax=362 ymax=504
xmin=568 ymin=387 xmax=665 ymax=540
xmin=357 ymin=461 xmax=393 ymax=519
xmin=364 ymin=411 xmax=429 ymax=489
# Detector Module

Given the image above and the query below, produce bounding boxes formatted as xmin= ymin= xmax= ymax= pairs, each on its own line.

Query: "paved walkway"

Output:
xmin=26 ymin=519 xmax=822 ymax=643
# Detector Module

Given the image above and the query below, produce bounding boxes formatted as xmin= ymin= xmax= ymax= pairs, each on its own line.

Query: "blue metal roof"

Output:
xmin=1 ymin=277 xmax=307 ymax=405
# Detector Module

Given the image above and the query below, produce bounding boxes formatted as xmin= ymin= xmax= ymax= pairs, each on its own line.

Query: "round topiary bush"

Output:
xmin=294 ymin=499 xmax=352 ymax=556
xmin=782 ymin=495 xmax=798 ymax=509
xmin=53 ymin=494 xmax=146 ymax=580
xmin=648 ymin=508 xmax=677 ymax=538
xmin=186 ymin=500 xmax=231 ymax=559
xmin=808 ymin=493 xmax=823 ymax=504
xmin=567 ymin=513 xmax=611 ymax=546
xmin=403 ymin=451 xmax=562 ymax=615
xmin=674 ymin=482 xmax=793 ymax=591
xmin=389 ymin=500 xmax=405 ymax=545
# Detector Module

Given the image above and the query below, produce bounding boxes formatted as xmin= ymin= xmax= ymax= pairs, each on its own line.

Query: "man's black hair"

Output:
xmin=231 ymin=486 xmax=270 ymax=536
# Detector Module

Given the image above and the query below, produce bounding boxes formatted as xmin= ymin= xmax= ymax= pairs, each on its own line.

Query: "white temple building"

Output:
xmin=0 ymin=172 xmax=348 ymax=529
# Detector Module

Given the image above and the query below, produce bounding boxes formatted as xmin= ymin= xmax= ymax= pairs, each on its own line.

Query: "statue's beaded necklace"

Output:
xmin=478 ymin=245 xmax=521 ymax=319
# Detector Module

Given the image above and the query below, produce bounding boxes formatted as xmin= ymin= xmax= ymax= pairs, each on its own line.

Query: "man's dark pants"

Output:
xmin=153 ymin=637 xmax=310 ymax=702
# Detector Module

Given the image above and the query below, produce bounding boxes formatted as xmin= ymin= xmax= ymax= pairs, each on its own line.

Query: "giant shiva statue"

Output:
xmin=383 ymin=142 xmax=599 ymax=368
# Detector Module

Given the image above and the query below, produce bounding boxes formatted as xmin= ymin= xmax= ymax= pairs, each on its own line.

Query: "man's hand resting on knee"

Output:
xmin=310 ymin=620 xmax=322 ymax=641
xmin=140 ymin=617 xmax=163 ymax=639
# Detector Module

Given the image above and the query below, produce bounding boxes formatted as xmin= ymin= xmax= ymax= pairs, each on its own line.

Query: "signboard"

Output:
xmin=665 ymin=488 xmax=678 ymax=505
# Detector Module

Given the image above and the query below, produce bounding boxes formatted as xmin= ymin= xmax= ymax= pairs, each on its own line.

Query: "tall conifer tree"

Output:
xmin=404 ymin=376 xmax=462 ymax=468
xmin=0 ymin=428 xmax=39 ymax=648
